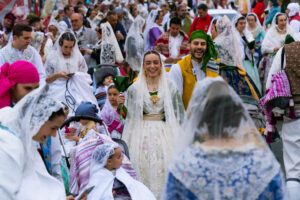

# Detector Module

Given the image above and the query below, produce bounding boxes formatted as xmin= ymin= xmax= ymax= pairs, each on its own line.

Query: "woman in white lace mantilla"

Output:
xmin=44 ymin=31 xmax=88 ymax=84
xmin=122 ymin=50 xmax=185 ymax=198
xmin=233 ymin=14 xmax=262 ymax=93
xmin=162 ymin=78 xmax=285 ymax=200
xmin=260 ymin=12 xmax=296 ymax=92
xmin=0 ymin=85 xmax=68 ymax=200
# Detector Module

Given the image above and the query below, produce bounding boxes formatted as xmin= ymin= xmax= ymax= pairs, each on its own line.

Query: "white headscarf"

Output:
xmin=0 ymin=85 xmax=64 ymax=169
xmin=90 ymin=143 xmax=119 ymax=168
xmin=49 ymin=10 xmax=68 ymax=34
xmin=143 ymin=9 xmax=163 ymax=51
xmin=262 ymin=13 xmax=296 ymax=54
xmin=287 ymin=3 xmax=300 ymax=17
xmin=125 ymin=15 xmax=145 ymax=71
xmin=45 ymin=31 xmax=87 ymax=76
xmin=246 ymin=12 xmax=263 ymax=32
xmin=214 ymin=16 xmax=243 ymax=67
xmin=164 ymin=78 xmax=283 ymax=200
xmin=232 ymin=14 xmax=254 ymax=42
xmin=100 ymin=22 xmax=124 ymax=64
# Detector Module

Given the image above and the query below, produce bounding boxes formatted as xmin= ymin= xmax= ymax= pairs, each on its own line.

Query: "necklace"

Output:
xmin=276 ymin=26 xmax=286 ymax=33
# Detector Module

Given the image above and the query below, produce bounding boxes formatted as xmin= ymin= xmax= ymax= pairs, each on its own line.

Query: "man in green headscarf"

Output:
xmin=169 ymin=30 xmax=218 ymax=109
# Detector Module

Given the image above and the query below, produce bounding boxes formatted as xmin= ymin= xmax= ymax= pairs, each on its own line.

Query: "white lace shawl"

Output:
xmin=0 ymin=85 xmax=64 ymax=171
xmin=214 ymin=16 xmax=243 ymax=67
xmin=262 ymin=13 xmax=296 ymax=54
xmin=124 ymin=15 xmax=145 ymax=71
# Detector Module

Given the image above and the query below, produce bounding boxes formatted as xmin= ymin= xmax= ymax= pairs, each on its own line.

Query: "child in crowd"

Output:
xmin=94 ymin=67 xmax=117 ymax=109
xmin=65 ymin=101 xmax=103 ymax=144
xmin=83 ymin=143 xmax=156 ymax=200
xmin=100 ymin=84 xmax=124 ymax=139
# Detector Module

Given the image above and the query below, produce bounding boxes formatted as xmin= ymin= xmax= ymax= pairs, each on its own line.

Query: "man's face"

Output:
xmin=14 ymin=31 xmax=32 ymax=50
xmin=61 ymin=40 xmax=75 ymax=56
xmin=169 ymin=23 xmax=181 ymax=37
xmin=189 ymin=38 xmax=207 ymax=62
xmin=90 ymin=10 xmax=97 ymax=19
xmin=66 ymin=7 xmax=74 ymax=17
xmin=198 ymin=9 xmax=207 ymax=18
xmin=4 ymin=18 xmax=13 ymax=28
xmin=71 ymin=14 xmax=83 ymax=31
xmin=108 ymin=14 xmax=118 ymax=29
xmin=177 ymin=7 xmax=187 ymax=19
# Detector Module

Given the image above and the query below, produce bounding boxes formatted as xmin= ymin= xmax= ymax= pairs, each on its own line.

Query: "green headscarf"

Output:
xmin=189 ymin=30 xmax=218 ymax=72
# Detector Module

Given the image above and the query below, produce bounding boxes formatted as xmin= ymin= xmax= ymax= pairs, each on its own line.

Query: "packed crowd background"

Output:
xmin=0 ymin=0 xmax=300 ymax=199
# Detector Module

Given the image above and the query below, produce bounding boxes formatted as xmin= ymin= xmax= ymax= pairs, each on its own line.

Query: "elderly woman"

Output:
xmin=0 ymin=85 xmax=70 ymax=199
xmin=122 ymin=50 xmax=184 ymax=198
xmin=163 ymin=78 xmax=285 ymax=199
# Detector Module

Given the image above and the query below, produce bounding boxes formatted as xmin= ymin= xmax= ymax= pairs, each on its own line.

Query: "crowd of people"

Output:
xmin=0 ymin=0 xmax=300 ymax=199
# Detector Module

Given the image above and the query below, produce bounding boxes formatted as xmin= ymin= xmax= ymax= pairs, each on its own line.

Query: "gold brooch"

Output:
xmin=150 ymin=95 xmax=160 ymax=105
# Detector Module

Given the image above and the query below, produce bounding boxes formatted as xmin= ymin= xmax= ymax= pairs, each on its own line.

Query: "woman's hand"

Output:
xmin=249 ymin=49 xmax=255 ymax=55
xmin=84 ymin=49 xmax=93 ymax=55
xmin=117 ymin=94 xmax=125 ymax=105
xmin=66 ymin=195 xmax=75 ymax=200
xmin=274 ymin=47 xmax=280 ymax=53
xmin=46 ymin=71 xmax=70 ymax=84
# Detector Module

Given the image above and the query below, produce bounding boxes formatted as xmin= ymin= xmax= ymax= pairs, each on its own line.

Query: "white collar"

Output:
xmin=75 ymin=26 xmax=84 ymax=33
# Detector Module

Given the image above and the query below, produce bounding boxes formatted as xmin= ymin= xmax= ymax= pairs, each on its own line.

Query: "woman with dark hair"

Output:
xmin=163 ymin=78 xmax=285 ymax=199
xmin=233 ymin=14 xmax=262 ymax=93
xmin=44 ymin=31 xmax=87 ymax=84
xmin=0 ymin=85 xmax=69 ymax=199
xmin=246 ymin=13 xmax=265 ymax=66
xmin=122 ymin=50 xmax=184 ymax=198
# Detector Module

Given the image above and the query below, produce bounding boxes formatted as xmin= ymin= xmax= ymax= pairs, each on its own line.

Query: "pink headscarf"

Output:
xmin=0 ymin=61 xmax=40 ymax=108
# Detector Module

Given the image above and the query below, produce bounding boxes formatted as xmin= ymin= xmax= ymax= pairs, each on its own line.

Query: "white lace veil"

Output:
xmin=271 ymin=12 xmax=293 ymax=30
xmin=207 ymin=17 xmax=219 ymax=37
xmin=166 ymin=78 xmax=283 ymax=200
xmin=232 ymin=14 xmax=254 ymax=42
xmin=175 ymin=77 xmax=267 ymax=153
xmin=49 ymin=10 xmax=68 ymax=34
xmin=246 ymin=12 xmax=263 ymax=32
xmin=100 ymin=22 xmax=124 ymax=64
xmin=45 ymin=31 xmax=87 ymax=75
xmin=262 ymin=13 xmax=296 ymax=54
xmin=0 ymin=85 xmax=64 ymax=169
xmin=123 ymin=50 xmax=184 ymax=174
xmin=90 ymin=143 xmax=119 ymax=168
xmin=143 ymin=9 xmax=162 ymax=51
xmin=124 ymin=15 xmax=145 ymax=71
xmin=214 ymin=16 xmax=243 ymax=67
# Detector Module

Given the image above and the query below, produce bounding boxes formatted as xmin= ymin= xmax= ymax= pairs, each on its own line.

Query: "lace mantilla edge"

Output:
xmin=170 ymin=145 xmax=280 ymax=200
